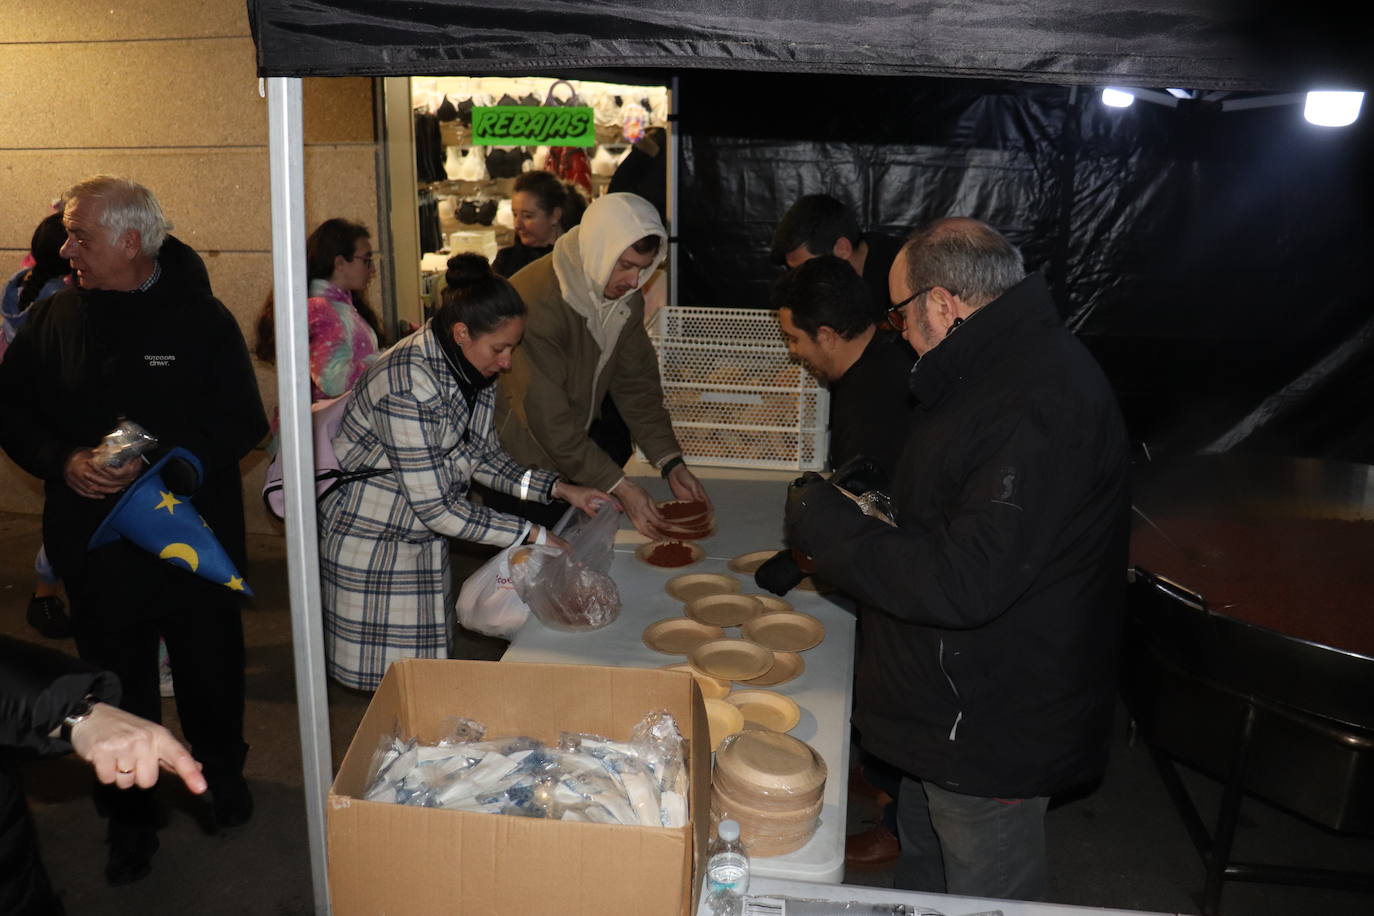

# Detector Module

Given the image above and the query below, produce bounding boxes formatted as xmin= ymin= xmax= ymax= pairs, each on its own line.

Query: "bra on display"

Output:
xmin=457 ymin=198 xmax=498 ymax=226
xmin=590 ymin=145 xmax=632 ymax=177
xmin=486 ymin=147 xmax=531 ymax=179
xmin=436 ymin=95 xmax=457 ymax=122
xmin=445 ymin=146 xmax=489 ymax=182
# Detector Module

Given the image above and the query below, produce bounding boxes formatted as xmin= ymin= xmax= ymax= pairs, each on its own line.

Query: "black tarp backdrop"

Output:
xmin=248 ymin=0 xmax=1374 ymax=460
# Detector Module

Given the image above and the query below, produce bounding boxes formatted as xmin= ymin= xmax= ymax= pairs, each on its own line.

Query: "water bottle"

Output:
xmin=706 ymin=819 xmax=750 ymax=915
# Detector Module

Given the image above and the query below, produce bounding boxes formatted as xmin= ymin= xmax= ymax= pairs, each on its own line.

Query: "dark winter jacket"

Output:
xmin=0 ymin=238 xmax=268 ymax=631
xmin=828 ymin=329 xmax=915 ymax=475
xmin=792 ymin=273 xmax=1131 ymax=798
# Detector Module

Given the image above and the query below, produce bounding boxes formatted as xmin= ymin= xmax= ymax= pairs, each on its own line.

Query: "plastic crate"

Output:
xmin=649 ymin=306 xmax=829 ymax=470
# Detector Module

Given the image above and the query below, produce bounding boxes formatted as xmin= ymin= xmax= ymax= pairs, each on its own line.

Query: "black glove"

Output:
xmin=754 ymin=550 xmax=805 ymax=596
xmin=829 ymin=454 xmax=887 ymax=496
xmin=782 ymin=472 xmax=825 ymax=532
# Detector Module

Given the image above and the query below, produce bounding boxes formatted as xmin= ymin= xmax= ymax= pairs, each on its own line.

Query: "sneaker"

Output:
xmin=27 ymin=594 xmax=72 ymax=639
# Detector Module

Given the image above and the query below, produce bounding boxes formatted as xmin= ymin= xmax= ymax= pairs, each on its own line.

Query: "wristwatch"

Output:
xmin=60 ymin=694 xmax=100 ymax=743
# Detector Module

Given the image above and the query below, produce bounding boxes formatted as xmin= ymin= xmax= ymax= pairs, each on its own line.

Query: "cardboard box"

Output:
xmin=328 ymin=659 xmax=709 ymax=915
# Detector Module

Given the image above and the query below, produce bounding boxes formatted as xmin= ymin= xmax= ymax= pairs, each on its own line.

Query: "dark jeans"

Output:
xmin=73 ymin=597 xmax=247 ymax=831
xmin=894 ymin=776 xmax=1050 ymax=900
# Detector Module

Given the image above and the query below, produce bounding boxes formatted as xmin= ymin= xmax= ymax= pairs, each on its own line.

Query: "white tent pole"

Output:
xmin=266 ymin=76 xmax=333 ymax=916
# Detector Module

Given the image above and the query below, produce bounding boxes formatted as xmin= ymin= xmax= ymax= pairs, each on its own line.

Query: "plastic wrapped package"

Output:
xmin=511 ymin=503 xmax=622 ymax=631
xmin=359 ymin=710 xmax=690 ymax=828
xmin=92 ymin=418 xmax=158 ymax=468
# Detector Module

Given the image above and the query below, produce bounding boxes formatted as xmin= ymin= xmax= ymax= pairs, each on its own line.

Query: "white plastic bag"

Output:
xmin=512 ymin=503 xmax=621 ymax=631
xmin=454 ymin=528 xmax=546 ymax=637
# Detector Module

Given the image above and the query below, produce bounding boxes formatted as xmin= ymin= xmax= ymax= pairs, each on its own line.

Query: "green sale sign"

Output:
xmin=470 ymin=106 xmax=596 ymax=146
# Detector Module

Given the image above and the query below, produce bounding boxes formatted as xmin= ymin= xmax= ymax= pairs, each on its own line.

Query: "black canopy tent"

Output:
xmin=246 ymin=4 xmax=1372 ymax=912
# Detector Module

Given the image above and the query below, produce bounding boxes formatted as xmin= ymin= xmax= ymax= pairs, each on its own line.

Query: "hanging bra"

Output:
xmin=445 ymin=147 xmax=489 ymax=182
xmin=436 ymin=95 xmax=458 ymax=122
xmin=486 ymin=147 xmax=530 ymax=179
xmin=457 ymin=199 xmax=498 ymax=226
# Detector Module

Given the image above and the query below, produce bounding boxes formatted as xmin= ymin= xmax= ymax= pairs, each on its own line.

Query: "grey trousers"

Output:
xmin=893 ymin=775 xmax=1051 ymax=901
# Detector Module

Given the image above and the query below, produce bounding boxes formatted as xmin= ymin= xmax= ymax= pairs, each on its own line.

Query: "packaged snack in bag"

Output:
xmin=512 ymin=503 xmax=621 ymax=631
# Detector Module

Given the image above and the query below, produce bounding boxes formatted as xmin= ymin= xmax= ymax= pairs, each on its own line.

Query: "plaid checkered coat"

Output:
xmin=318 ymin=324 xmax=559 ymax=690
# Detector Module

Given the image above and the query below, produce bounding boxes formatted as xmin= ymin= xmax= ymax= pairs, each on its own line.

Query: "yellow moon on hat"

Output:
xmin=159 ymin=542 xmax=200 ymax=572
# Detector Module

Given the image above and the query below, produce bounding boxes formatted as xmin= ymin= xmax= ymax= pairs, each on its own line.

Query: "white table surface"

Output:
xmin=699 ymin=876 xmax=1177 ymax=916
xmin=502 ymin=474 xmax=857 ymax=884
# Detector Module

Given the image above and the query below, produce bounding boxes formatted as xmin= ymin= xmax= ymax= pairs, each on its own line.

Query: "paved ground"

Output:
xmin=3 ymin=510 xmax=1370 ymax=915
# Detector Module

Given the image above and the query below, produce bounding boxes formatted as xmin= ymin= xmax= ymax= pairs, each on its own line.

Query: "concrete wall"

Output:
xmin=1 ymin=0 xmax=381 ymax=534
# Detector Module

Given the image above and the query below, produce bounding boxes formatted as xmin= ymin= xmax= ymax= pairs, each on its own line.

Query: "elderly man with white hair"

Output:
xmin=0 ymin=175 xmax=267 ymax=885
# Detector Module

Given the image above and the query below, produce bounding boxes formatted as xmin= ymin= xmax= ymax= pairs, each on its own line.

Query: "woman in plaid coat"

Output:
xmin=319 ymin=255 xmax=609 ymax=691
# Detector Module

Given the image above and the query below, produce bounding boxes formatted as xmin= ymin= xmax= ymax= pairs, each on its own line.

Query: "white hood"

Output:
xmin=550 ymin=193 xmax=667 ymax=419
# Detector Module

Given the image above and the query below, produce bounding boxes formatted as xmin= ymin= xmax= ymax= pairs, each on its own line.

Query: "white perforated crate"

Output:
xmin=649 ymin=306 xmax=829 ymax=470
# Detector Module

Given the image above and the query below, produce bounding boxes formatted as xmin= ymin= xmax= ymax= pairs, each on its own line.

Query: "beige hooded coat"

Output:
xmin=495 ymin=193 xmax=681 ymax=491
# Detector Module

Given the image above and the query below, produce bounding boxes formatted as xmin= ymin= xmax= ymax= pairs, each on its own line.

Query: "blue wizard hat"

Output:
xmin=88 ymin=447 xmax=252 ymax=596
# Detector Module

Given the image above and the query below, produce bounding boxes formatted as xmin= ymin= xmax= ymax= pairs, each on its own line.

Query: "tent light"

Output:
xmin=1102 ymin=87 xmax=1135 ymax=108
xmin=1304 ymin=91 xmax=1364 ymax=127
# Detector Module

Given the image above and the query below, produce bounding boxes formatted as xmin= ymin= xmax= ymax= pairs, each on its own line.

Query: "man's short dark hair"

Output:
xmin=770 ymin=194 xmax=861 ymax=264
xmin=770 ymin=255 xmax=873 ymax=340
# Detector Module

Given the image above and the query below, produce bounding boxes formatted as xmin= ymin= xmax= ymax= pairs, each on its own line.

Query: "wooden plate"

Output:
xmin=741 ymin=611 xmax=825 ymax=652
xmin=666 ymin=572 xmax=740 ymax=603
xmin=657 ymin=499 xmax=712 ymax=525
xmin=713 ymin=729 xmax=827 ymax=796
xmin=685 ymin=593 xmax=763 ymax=628
xmin=658 ymin=524 xmax=715 ymax=541
xmin=689 ymin=638 xmax=775 ymax=681
xmin=751 ymin=594 xmax=795 ymax=615
xmin=659 ymin=663 xmax=733 ymax=700
xmin=634 ymin=539 xmax=704 ymax=569
xmin=726 ymin=550 xmax=779 ymax=575
xmin=704 ymin=698 xmax=745 ymax=752
xmin=642 ymin=618 xmax=726 ymax=654
xmin=727 ymin=689 xmax=801 ymax=733
xmin=738 ymin=651 xmax=805 ymax=687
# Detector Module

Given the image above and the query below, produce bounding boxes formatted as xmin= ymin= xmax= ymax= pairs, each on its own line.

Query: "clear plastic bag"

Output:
xmin=512 ymin=503 xmax=621 ymax=631
xmin=92 ymin=417 xmax=158 ymax=468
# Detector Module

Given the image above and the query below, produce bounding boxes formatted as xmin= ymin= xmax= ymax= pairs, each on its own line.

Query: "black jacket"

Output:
xmin=792 ymin=273 xmax=1131 ymax=798
xmin=0 ymin=238 xmax=268 ymax=630
xmin=828 ymin=329 xmax=915 ymax=476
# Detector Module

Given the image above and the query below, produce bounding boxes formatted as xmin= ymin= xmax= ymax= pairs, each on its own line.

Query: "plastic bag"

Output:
xmin=512 ymin=503 xmax=621 ymax=631
xmin=454 ymin=528 xmax=548 ymax=637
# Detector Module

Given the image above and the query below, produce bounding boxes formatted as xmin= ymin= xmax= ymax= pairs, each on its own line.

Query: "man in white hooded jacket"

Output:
xmin=493 ymin=192 xmax=708 ymax=536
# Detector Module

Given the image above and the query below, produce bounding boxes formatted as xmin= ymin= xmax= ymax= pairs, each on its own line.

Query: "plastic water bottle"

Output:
xmin=706 ymin=819 xmax=750 ymax=915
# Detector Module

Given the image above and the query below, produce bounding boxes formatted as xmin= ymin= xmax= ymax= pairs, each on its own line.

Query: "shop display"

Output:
xmin=666 ymin=572 xmax=740 ymax=603
xmin=643 ymin=617 xmax=727 ymax=654
xmin=741 ymin=612 xmax=825 ymax=653
xmin=362 ymin=709 xmax=690 ymax=828
xmin=685 ymin=594 xmax=764 ymax=628
xmin=689 ymin=638 xmax=775 ymax=681
xmin=636 ymin=539 xmax=703 ymax=568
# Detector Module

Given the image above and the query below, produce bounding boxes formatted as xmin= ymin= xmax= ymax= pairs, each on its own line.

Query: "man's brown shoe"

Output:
xmin=845 ymin=820 xmax=900 ymax=870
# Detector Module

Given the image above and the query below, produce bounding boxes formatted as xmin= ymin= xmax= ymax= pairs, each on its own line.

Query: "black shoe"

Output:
xmin=105 ymin=825 xmax=158 ymax=886
xmin=211 ymin=779 xmax=254 ymax=829
xmin=27 ymin=594 xmax=72 ymax=639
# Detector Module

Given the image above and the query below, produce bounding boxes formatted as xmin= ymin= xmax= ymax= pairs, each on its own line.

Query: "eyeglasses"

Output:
xmin=356 ymin=255 xmax=375 ymax=267
xmin=886 ymin=287 xmax=931 ymax=332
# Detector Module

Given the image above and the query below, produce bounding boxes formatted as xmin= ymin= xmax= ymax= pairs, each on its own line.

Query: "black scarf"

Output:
xmin=434 ymin=322 xmax=495 ymax=411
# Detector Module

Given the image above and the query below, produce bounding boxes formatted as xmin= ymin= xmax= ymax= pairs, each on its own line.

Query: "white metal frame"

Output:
xmin=266 ymin=77 xmax=333 ymax=916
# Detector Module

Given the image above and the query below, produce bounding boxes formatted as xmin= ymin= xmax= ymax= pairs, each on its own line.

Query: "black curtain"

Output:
xmin=675 ymin=71 xmax=1374 ymax=461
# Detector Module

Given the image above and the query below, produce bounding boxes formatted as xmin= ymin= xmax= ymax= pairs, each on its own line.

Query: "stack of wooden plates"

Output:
xmin=657 ymin=499 xmax=715 ymax=540
xmin=710 ymin=730 xmax=827 ymax=858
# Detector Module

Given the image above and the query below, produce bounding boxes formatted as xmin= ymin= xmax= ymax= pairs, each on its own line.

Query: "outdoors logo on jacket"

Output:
xmin=143 ymin=353 xmax=176 ymax=367
xmin=992 ymin=465 xmax=1021 ymax=509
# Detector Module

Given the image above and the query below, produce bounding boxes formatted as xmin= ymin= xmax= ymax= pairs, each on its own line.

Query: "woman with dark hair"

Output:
xmin=2 ymin=212 xmax=74 ymax=640
xmin=254 ymin=218 xmax=385 ymax=402
xmin=317 ymin=254 xmax=611 ymax=691
xmin=491 ymin=172 xmax=587 ymax=278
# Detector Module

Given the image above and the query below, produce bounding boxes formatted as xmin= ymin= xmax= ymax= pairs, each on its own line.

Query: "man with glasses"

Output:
xmin=783 ymin=217 xmax=1131 ymax=900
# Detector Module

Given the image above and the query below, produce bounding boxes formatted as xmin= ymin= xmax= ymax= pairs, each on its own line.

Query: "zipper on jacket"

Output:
xmin=939 ymin=638 xmax=963 ymax=741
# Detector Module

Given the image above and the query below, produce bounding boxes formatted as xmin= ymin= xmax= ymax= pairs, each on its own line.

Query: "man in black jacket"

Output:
xmin=0 ymin=176 xmax=268 ymax=886
xmin=784 ymin=218 xmax=1131 ymax=900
